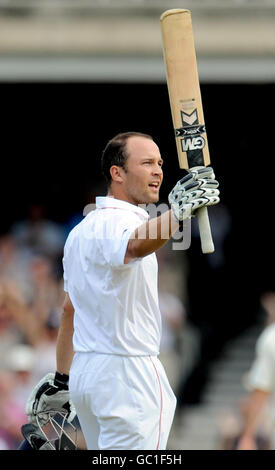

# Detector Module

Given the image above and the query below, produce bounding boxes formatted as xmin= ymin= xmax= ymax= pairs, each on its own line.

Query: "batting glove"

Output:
xmin=25 ymin=372 xmax=76 ymax=426
xmin=169 ymin=166 xmax=220 ymax=222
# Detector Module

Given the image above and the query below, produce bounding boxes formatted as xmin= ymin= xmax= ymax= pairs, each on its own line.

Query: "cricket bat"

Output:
xmin=160 ymin=9 xmax=214 ymax=254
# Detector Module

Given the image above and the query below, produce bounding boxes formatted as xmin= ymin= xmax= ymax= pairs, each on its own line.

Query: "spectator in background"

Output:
xmin=237 ymin=292 xmax=275 ymax=450
xmin=28 ymin=254 xmax=64 ymax=337
xmin=64 ymin=183 xmax=106 ymax=237
xmin=11 ymin=203 xmax=66 ymax=268
xmin=0 ymin=334 xmax=62 ymax=451
xmin=0 ymin=245 xmax=64 ymax=350
xmin=0 ymin=250 xmax=65 ymax=448
xmin=0 ymin=371 xmax=25 ymax=449
xmin=31 ymin=320 xmax=60 ymax=382
xmin=0 ymin=345 xmax=36 ymax=450
xmin=0 ymin=205 xmax=67 ymax=448
xmin=0 ymin=276 xmax=34 ymax=351
xmin=0 ymin=235 xmax=33 ymax=303
xmin=24 ymin=254 xmax=63 ymax=380
xmin=4 ymin=344 xmax=36 ymax=409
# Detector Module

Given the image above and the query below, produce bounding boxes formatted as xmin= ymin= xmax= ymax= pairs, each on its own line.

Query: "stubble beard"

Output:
xmin=126 ymin=185 xmax=160 ymax=206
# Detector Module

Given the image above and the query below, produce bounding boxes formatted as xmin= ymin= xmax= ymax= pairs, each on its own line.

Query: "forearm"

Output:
xmin=125 ymin=209 xmax=179 ymax=262
xmin=240 ymin=389 xmax=270 ymax=438
xmin=56 ymin=299 xmax=75 ymax=375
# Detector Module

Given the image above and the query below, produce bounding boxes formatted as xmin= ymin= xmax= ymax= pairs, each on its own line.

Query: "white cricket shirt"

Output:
xmin=247 ymin=323 xmax=275 ymax=446
xmin=248 ymin=324 xmax=275 ymax=393
xmin=63 ymin=196 xmax=162 ymax=356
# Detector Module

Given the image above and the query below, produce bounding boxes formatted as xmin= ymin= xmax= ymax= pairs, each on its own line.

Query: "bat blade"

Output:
xmin=160 ymin=9 xmax=214 ymax=254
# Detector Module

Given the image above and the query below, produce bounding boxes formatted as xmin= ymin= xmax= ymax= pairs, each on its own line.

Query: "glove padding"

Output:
xmin=169 ymin=166 xmax=220 ymax=222
xmin=25 ymin=372 xmax=76 ymax=426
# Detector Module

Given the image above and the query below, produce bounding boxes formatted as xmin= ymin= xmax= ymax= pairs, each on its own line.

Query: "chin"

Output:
xmin=147 ymin=194 xmax=159 ymax=204
xmin=132 ymin=191 xmax=159 ymax=205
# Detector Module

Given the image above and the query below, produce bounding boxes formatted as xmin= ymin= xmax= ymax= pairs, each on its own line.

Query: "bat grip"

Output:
xmin=197 ymin=206 xmax=214 ymax=254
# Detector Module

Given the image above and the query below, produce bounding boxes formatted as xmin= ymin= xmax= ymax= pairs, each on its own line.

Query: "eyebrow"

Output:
xmin=142 ymin=157 xmax=164 ymax=164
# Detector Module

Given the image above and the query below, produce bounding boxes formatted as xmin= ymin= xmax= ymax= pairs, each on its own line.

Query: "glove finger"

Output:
xmin=180 ymin=178 xmax=218 ymax=193
xmin=192 ymin=196 xmax=220 ymax=211
xmin=35 ymin=396 xmax=59 ymax=416
xmin=171 ymin=184 xmax=198 ymax=201
xmin=205 ymin=196 xmax=220 ymax=207
xmin=35 ymin=397 xmax=48 ymax=415
xmin=38 ymin=412 xmax=50 ymax=426
xmin=178 ymin=188 xmax=220 ymax=204
xmin=172 ymin=182 xmax=200 ymax=201
xmin=200 ymin=188 xmax=220 ymax=198
xmin=190 ymin=166 xmax=215 ymax=180
xmin=62 ymin=399 xmax=76 ymax=423
xmin=25 ymin=373 xmax=55 ymax=419
xmin=178 ymin=173 xmax=194 ymax=186
xmin=182 ymin=181 xmax=200 ymax=192
xmin=28 ymin=410 xmax=49 ymax=426
xmin=197 ymin=178 xmax=219 ymax=189
xmin=190 ymin=198 xmax=207 ymax=211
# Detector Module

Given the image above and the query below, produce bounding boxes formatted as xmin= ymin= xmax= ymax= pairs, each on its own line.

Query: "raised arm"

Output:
xmin=125 ymin=166 xmax=219 ymax=263
xmin=124 ymin=209 xmax=178 ymax=263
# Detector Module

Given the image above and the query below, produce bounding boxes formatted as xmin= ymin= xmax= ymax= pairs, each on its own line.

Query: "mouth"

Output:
xmin=148 ymin=182 xmax=160 ymax=191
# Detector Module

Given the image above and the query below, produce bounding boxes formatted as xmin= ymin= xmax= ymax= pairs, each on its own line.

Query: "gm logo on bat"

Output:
xmin=181 ymin=136 xmax=205 ymax=152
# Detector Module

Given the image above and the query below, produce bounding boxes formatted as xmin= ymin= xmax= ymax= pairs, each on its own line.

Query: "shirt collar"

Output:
xmin=96 ymin=196 xmax=149 ymax=220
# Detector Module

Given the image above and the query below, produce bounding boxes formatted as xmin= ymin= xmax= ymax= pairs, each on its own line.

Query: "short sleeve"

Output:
xmin=248 ymin=332 xmax=275 ymax=392
xmin=98 ymin=212 xmax=144 ymax=267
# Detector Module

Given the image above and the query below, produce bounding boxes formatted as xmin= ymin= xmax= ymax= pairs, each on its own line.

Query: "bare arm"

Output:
xmin=237 ymin=389 xmax=271 ymax=450
xmin=124 ymin=209 xmax=179 ymax=263
xmin=56 ymin=293 xmax=75 ymax=375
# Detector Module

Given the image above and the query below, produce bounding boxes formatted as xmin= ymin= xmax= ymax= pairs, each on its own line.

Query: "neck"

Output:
xmin=107 ymin=187 xmax=137 ymax=206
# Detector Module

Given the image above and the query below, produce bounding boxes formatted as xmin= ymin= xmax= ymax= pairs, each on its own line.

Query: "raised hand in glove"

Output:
xmin=168 ymin=166 xmax=220 ymax=222
xmin=25 ymin=372 xmax=76 ymax=426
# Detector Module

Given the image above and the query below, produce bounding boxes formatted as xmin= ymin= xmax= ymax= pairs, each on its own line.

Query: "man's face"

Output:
xmin=121 ymin=136 xmax=164 ymax=205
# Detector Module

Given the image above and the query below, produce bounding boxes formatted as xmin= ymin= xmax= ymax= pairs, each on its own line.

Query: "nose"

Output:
xmin=152 ymin=163 xmax=163 ymax=177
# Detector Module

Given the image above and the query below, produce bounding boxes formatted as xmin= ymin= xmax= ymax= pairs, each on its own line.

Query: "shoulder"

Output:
xmin=256 ymin=324 xmax=275 ymax=356
xmin=64 ymin=222 xmax=82 ymax=250
xmin=98 ymin=207 xmax=145 ymax=235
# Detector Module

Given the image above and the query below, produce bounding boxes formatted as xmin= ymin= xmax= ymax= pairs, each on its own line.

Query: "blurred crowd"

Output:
xmin=0 ymin=204 xmax=69 ymax=449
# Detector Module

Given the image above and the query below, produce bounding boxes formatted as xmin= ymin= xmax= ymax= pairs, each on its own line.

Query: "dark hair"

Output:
xmin=101 ymin=131 xmax=153 ymax=187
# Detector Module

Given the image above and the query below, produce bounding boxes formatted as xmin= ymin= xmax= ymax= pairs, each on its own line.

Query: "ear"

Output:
xmin=109 ymin=165 xmax=125 ymax=184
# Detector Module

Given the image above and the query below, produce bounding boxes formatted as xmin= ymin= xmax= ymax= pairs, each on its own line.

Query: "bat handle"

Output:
xmin=197 ymin=206 xmax=214 ymax=254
